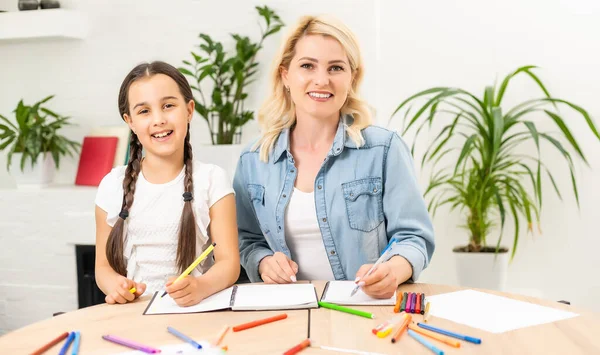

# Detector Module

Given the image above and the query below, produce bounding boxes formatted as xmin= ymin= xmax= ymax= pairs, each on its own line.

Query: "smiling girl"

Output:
xmin=94 ymin=61 xmax=239 ymax=306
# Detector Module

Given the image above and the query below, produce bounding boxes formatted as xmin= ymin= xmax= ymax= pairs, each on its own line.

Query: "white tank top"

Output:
xmin=284 ymin=188 xmax=335 ymax=281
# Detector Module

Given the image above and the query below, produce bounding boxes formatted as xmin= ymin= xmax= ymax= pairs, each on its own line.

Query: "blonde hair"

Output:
xmin=255 ymin=15 xmax=373 ymax=162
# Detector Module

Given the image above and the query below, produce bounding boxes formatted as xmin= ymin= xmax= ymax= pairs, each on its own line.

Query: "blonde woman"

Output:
xmin=233 ymin=16 xmax=434 ymax=298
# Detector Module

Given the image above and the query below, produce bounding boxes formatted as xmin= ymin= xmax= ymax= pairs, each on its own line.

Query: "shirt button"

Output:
xmin=278 ymin=226 xmax=282 ymax=230
xmin=290 ymin=169 xmax=295 ymax=173
xmin=336 ymin=148 xmax=340 ymax=152
xmin=373 ymin=188 xmax=378 ymax=193
xmin=317 ymin=185 xmax=322 ymax=190
xmin=322 ymin=218 xmax=327 ymax=222
xmin=330 ymin=250 xmax=336 ymax=255
xmin=282 ymin=194 xmax=287 ymax=198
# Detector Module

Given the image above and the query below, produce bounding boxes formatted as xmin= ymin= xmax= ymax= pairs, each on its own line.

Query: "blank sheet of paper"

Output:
xmin=233 ymin=283 xmax=317 ymax=310
xmin=426 ymin=289 xmax=579 ymax=333
xmin=111 ymin=342 xmax=223 ymax=354
xmin=321 ymin=281 xmax=396 ymax=305
xmin=144 ymin=287 xmax=233 ymax=315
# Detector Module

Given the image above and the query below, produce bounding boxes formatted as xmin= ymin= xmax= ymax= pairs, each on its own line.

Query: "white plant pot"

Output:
xmin=453 ymin=247 xmax=509 ymax=291
xmin=8 ymin=153 xmax=56 ymax=187
xmin=193 ymin=144 xmax=243 ymax=180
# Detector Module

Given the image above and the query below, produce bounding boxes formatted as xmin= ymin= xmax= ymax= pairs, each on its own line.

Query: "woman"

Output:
xmin=233 ymin=15 xmax=434 ymax=298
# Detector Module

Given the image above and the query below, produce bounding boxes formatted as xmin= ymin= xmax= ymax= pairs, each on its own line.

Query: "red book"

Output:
xmin=75 ymin=136 xmax=119 ymax=186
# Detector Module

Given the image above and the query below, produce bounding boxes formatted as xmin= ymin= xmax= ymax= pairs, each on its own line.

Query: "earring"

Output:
xmin=285 ymin=86 xmax=290 ymax=93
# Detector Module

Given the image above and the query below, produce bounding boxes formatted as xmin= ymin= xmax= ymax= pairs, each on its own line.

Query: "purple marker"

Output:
xmin=102 ymin=334 xmax=161 ymax=353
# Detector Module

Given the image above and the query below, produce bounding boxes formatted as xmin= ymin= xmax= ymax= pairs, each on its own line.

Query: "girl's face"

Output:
xmin=123 ymin=74 xmax=194 ymax=160
xmin=281 ymin=34 xmax=353 ymax=121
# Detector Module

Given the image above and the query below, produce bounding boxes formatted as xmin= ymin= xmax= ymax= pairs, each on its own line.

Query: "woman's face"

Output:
xmin=123 ymin=74 xmax=193 ymax=160
xmin=282 ymin=34 xmax=353 ymax=121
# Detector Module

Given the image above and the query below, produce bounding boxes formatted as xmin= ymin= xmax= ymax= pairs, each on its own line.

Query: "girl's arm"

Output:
xmin=95 ymin=206 xmax=145 ymax=303
xmin=166 ymin=194 xmax=240 ymax=306
xmin=198 ymin=194 xmax=241 ymax=292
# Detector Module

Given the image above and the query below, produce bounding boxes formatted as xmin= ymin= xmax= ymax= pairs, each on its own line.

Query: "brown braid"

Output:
xmin=176 ymin=124 xmax=197 ymax=273
xmin=105 ymin=133 xmax=143 ymax=276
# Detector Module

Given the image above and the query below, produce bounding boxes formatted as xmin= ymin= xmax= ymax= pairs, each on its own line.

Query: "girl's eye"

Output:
xmin=164 ymin=103 xmax=175 ymax=109
xmin=138 ymin=109 xmax=149 ymax=115
xmin=301 ymin=63 xmax=313 ymax=69
xmin=330 ymin=65 xmax=344 ymax=72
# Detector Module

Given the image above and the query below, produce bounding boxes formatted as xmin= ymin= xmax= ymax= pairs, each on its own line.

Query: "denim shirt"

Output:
xmin=233 ymin=119 xmax=435 ymax=283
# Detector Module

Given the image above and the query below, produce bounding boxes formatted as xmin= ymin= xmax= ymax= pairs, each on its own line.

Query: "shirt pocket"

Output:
xmin=342 ymin=177 xmax=384 ymax=232
xmin=247 ymin=184 xmax=269 ymax=234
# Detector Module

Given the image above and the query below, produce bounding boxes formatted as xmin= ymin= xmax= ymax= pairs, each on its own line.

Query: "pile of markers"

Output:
xmin=31 ymin=331 xmax=81 ymax=355
xmin=394 ymin=292 xmax=427 ymax=314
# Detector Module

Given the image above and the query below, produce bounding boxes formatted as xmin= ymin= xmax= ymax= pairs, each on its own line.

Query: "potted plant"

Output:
xmin=390 ymin=65 xmax=600 ymax=290
xmin=0 ymin=95 xmax=80 ymax=186
xmin=178 ymin=6 xmax=284 ymax=175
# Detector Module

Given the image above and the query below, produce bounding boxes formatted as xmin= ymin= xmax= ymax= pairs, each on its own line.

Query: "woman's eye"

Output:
xmin=164 ymin=103 xmax=175 ymax=109
xmin=301 ymin=63 xmax=313 ymax=69
xmin=330 ymin=65 xmax=344 ymax=72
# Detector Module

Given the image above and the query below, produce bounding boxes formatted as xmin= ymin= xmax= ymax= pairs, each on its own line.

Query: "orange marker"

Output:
xmin=214 ymin=326 xmax=229 ymax=345
xmin=31 ymin=331 xmax=69 ymax=355
xmin=283 ymin=339 xmax=310 ymax=355
xmin=408 ymin=323 xmax=461 ymax=348
xmin=391 ymin=314 xmax=412 ymax=343
xmin=394 ymin=292 xmax=403 ymax=313
xmin=232 ymin=313 xmax=287 ymax=332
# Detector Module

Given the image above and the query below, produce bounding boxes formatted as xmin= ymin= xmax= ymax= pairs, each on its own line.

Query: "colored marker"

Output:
xmin=214 ymin=326 xmax=229 ymax=345
xmin=283 ymin=339 xmax=310 ymax=355
xmin=408 ymin=329 xmax=444 ymax=355
xmin=102 ymin=335 xmax=161 ymax=353
xmin=400 ymin=292 xmax=408 ymax=312
xmin=415 ymin=293 xmax=422 ymax=314
xmin=420 ymin=293 xmax=426 ymax=314
xmin=417 ymin=323 xmax=482 ymax=344
xmin=232 ymin=313 xmax=288 ymax=332
xmin=409 ymin=324 xmax=460 ymax=348
xmin=394 ymin=292 xmax=402 ymax=313
xmin=423 ymin=302 xmax=431 ymax=322
xmin=31 ymin=331 xmax=69 ymax=355
xmin=167 ymin=326 xmax=202 ymax=349
xmin=391 ymin=313 xmax=412 ymax=343
xmin=71 ymin=331 xmax=81 ymax=355
xmin=318 ymin=301 xmax=375 ymax=319
xmin=58 ymin=332 xmax=75 ymax=355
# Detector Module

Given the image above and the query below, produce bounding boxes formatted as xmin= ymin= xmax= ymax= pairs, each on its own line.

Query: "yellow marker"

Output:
xmin=423 ymin=301 xmax=431 ymax=322
xmin=376 ymin=325 xmax=394 ymax=338
xmin=161 ymin=242 xmax=217 ymax=298
xmin=129 ymin=287 xmax=136 ymax=294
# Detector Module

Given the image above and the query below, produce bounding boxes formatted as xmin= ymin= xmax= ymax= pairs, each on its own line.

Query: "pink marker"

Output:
xmin=102 ymin=335 xmax=161 ymax=353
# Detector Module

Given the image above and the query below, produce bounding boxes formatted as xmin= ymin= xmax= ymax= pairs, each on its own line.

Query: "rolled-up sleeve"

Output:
xmin=233 ymin=156 xmax=274 ymax=282
xmin=383 ymin=133 xmax=435 ymax=281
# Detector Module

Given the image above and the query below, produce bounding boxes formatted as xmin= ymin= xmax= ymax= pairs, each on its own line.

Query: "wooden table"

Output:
xmin=307 ymin=281 xmax=600 ymax=355
xmin=0 ymin=295 xmax=308 ymax=355
xmin=1 ymin=282 xmax=600 ymax=355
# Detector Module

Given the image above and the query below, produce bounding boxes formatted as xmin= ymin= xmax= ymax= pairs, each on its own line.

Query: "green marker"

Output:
xmin=318 ymin=301 xmax=375 ymax=319
xmin=400 ymin=292 xmax=408 ymax=312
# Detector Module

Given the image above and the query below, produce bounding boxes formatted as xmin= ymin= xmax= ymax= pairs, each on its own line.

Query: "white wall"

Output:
xmin=379 ymin=0 xmax=600 ymax=309
xmin=1 ymin=0 xmax=599 ymax=334
xmin=0 ymin=0 xmax=378 ymax=334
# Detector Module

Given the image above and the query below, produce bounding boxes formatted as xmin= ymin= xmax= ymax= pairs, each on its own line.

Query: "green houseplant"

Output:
xmin=179 ymin=5 xmax=284 ymax=145
xmin=0 ymin=95 xmax=80 ymax=185
xmin=390 ymin=66 xmax=600 ymax=289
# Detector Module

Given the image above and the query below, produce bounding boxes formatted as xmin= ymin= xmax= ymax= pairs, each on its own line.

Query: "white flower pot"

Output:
xmin=8 ymin=153 xmax=56 ymax=187
xmin=453 ymin=247 xmax=509 ymax=291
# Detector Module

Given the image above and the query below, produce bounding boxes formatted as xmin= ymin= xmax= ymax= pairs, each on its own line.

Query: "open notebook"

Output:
xmin=144 ymin=283 xmax=318 ymax=315
xmin=321 ymin=281 xmax=396 ymax=305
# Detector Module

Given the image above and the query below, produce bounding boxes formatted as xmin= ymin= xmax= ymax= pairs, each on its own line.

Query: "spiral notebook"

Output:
xmin=143 ymin=283 xmax=318 ymax=315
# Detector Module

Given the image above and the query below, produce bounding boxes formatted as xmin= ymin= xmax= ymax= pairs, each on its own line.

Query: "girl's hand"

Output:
xmin=105 ymin=276 xmax=146 ymax=304
xmin=165 ymin=276 xmax=207 ymax=307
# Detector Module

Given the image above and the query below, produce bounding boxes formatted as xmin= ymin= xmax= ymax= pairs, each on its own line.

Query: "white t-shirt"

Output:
xmin=95 ymin=160 xmax=234 ymax=294
xmin=284 ymin=188 xmax=335 ymax=281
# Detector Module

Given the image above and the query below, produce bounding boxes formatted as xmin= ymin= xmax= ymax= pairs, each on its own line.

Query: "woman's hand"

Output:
xmin=105 ymin=276 xmax=146 ymax=304
xmin=355 ymin=256 xmax=412 ymax=299
xmin=258 ymin=252 xmax=299 ymax=283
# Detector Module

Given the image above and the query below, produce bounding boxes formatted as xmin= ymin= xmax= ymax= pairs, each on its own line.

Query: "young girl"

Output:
xmin=95 ymin=61 xmax=239 ymax=306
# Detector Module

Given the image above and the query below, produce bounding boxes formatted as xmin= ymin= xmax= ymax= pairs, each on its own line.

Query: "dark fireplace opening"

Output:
xmin=75 ymin=244 xmax=105 ymax=308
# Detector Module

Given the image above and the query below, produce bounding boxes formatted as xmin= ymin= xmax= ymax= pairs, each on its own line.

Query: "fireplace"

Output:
xmin=75 ymin=244 xmax=105 ymax=308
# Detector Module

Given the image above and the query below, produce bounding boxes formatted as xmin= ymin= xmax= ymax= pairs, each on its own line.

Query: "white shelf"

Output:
xmin=0 ymin=9 xmax=88 ymax=42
